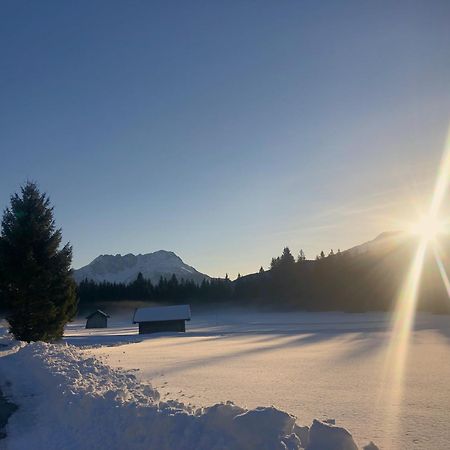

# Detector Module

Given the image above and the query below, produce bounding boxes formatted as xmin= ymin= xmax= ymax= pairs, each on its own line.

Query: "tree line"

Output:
xmin=78 ymin=273 xmax=233 ymax=304
xmin=1 ymin=182 xmax=448 ymax=343
xmin=78 ymin=241 xmax=450 ymax=314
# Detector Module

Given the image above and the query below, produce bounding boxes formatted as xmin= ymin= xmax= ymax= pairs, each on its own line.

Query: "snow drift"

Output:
xmin=0 ymin=332 xmax=375 ymax=450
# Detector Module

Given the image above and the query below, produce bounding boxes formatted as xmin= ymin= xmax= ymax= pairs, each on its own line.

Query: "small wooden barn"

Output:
xmin=133 ymin=305 xmax=191 ymax=334
xmin=85 ymin=310 xmax=109 ymax=329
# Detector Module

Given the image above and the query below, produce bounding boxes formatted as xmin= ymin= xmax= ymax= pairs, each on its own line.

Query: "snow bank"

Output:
xmin=307 ymin=420 xmax=358 ymax=450
xmin=0 ymin=332 xmax=374 ymax=450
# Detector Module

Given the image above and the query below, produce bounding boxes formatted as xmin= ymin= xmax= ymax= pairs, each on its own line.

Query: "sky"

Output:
xmin=1 ymin=1 xmax=449 ymax=278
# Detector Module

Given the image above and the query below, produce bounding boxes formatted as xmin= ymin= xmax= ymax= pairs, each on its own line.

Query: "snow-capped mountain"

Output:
xmin=73 ymin=251 xmax=209 ymax=285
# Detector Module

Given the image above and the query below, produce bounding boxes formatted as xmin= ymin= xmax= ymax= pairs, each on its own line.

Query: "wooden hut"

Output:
xmin=85 ymin=310 xmax=109 ymax=329
xmin=133 ymin=305 xmax=191 ymax=334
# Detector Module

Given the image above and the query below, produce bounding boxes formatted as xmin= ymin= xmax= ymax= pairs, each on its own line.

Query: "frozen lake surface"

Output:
xmin=65 ymin=309 xmax=450 ymax=449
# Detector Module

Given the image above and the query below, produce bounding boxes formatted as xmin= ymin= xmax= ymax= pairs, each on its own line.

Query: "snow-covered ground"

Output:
xmin=1 ymin=309 xmax=449 ymax=449
xmin=0 ymin=313 xmax=373 ymax=450
xmin=0 ymin=341 xmax=316 ymax=450
xmin=64 ymin=309 xmax=450 ymax=450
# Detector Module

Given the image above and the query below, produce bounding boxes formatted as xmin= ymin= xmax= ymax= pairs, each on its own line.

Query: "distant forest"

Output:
xmin=77 ymin=240 xmax=450 ymax=313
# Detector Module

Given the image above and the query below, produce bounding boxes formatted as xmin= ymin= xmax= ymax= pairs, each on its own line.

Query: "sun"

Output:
xmin=409 ymin=214 xmax=446 ymax=242
xmin=380 ymin=127 xmax=450 ymax=448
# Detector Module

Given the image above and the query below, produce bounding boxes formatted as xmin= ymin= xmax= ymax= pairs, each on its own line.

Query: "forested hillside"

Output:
xmin=75 ymin=233 xmax=450 ymax=313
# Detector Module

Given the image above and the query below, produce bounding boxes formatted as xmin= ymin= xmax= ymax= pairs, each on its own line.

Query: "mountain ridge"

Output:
xmin=73 ymin=250 xmax=210 ymax=285
xmin=74 ymin=231 xmax=405 ymax=286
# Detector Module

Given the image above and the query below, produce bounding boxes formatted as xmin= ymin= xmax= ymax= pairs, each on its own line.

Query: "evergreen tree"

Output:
xmin=130 ymin=272 xmax=147 ymax=299
xmin=259 ymin=266 xmax=265 ymax=273
xmin=297 ymin=249 xmax=306 ymax=263
xmin=136 ymin=272 xmax=144 ymax=283
xmin=280 ymin=247 xmax=295 ymax=265
xmin=0 ymin=182 xmax=77 ymax=342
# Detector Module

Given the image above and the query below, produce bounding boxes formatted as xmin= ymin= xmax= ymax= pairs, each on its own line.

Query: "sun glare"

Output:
xmin=380 ymin=127 xmax=450 ymax=448
xmin=409 ymin=214 xmax=446 ymax=242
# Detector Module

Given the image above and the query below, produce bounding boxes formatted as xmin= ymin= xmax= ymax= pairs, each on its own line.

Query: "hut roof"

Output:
xmin=86 ymin=309 xmax=110 ymax=319
xmin=133 ymin=305 xmax=191 ymax=323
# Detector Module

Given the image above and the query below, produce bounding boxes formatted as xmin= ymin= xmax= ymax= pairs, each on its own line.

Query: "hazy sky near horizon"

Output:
xmin=1 ymin=1 xmax=450 ymax=278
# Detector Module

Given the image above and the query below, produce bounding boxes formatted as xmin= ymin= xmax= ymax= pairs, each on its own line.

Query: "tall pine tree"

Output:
xmin=0 ymin=182 xmax=77 ymax=342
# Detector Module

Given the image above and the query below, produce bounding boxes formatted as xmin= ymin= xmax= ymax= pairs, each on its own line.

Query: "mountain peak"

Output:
xmin=73 ymin=250 xmax=209 ymax=285
xmin=345 ymin=230 xmax=407 ymax=256
xmin=374 ymin=230 xmax=403 ymax=241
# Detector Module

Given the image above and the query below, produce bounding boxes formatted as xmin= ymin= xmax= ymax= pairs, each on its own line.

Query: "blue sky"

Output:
xmin=1 ymin=1 xmax=449 ymax=277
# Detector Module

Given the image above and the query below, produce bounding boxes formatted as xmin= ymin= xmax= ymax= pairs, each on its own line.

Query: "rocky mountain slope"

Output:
xmin=73 ymin=251 xmax=209 ymax=285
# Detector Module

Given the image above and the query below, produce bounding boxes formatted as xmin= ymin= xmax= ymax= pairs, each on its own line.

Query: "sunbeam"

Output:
xmin=433 ymin=244 xmax=450 ymax=299
xmin=380 ymin=127 xmax=450 ymax=448
xmin=380 ymin=238 xmax=428 ymax=447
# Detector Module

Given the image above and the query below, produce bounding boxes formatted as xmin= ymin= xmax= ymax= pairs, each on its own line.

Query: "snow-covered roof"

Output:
xmin=86 ymin=310 xmax=110 ymax=319
xmin=133 ymin=305 xmax=191 ymax=323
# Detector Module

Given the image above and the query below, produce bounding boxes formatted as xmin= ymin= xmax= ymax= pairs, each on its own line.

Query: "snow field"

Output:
xmin=0 ymin=324 xmax=367 ymax=450
xmin=75 ymin=310 xmax=450 ymax=449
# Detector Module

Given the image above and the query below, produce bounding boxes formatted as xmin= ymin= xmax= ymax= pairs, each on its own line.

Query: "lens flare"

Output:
xmin=433 ymin=244 xmax=450 ymax=299
xmin=380 ymin=128 xmax=450 ymax=448
xmin=380 ymin=238 xmax=427 ymax=445
xmin=409 ymin=215 xmax=445 ymax=242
